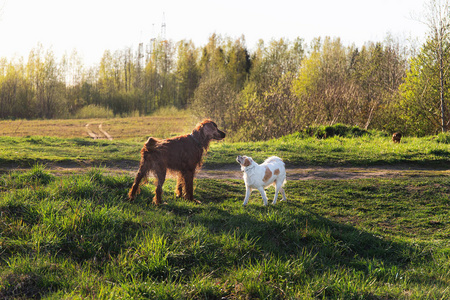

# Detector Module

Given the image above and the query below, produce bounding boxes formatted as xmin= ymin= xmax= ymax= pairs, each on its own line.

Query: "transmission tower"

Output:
xmin=161 ymin=12 xmax=167 ymax=41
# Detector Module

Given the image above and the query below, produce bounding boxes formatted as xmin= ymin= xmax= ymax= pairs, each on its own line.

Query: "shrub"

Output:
xmin=436 ymin=132 xmax=450 ymax=144
xmin=305 ymin=124 xmax=369 ymax=139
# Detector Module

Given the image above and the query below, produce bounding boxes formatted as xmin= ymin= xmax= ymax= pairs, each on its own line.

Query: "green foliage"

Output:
xmin=73 ymin=104 xmax=114 ymax=119
xmin=175 ymin=40 xmax=200 ymax=108
xmin=398 ymin=37 xmax=450 ymax=136
xmin=228 ymin=38 xmax=305 ymax=140
xmin=191 ymin=68 xmax=237 ymax=129
xmin=0 ymin=166 xmax=449 ymax=299
xmin=2 ymin=163 xmax=55 ymax=190
xmin=0 ymin=135 xmax=140 ymax=167
xmin=304 ymin=123 xmax=369 ymax=139
xmin=437 ymin=132 xmax=450 ymax=144
xmin=0 ymin=33 xmax=444 ymax=139
xmin=293 ymin=38 xmax=406 ymax=133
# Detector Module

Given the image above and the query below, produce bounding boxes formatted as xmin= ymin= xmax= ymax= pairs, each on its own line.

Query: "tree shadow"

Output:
xmin=160 ymin=195 xmax=444 ymax=288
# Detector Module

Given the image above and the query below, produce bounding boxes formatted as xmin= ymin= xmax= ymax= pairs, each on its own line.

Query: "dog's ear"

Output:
xmin=202 ymin=122 xmax=216 ymax=137
xmin=195 ymin=119 xmax=225 ymax=141
xmin=243 ymin=157 xmax=252 ymax=167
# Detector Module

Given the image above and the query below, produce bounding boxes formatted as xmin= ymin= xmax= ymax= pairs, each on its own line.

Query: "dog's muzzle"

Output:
xmin=217 ymin=130 xmax=226 ymax=140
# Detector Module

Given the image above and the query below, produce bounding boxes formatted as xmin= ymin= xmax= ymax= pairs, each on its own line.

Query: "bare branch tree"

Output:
xmin=420 ymin=0 xmax=450 ymax=132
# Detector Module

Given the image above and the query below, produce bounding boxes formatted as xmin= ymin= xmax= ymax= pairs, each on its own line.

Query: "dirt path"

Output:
xmin=85 ymin=123 xmax=113 ymax=140
xmin=98 ymin=124 xmax=113 ymax=140
xmin=197 ymin=165 xmax=450 ymax=181
xmin=27 ymin=162 xmax=449 ymax=181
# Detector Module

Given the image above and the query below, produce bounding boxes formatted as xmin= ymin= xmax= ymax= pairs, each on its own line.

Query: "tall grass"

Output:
xmin=72 ymin=104 xmax=115 ymax=119
xmin=1 ymin=165 xmax=449 ymax=298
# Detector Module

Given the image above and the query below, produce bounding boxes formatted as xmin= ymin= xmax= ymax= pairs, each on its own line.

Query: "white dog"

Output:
xmin=236 ymin=155 xmax=287 ymax=206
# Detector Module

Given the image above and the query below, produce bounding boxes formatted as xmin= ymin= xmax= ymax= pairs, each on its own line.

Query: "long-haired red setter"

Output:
xmin=128 ymin=119 xmax=226 ymax=204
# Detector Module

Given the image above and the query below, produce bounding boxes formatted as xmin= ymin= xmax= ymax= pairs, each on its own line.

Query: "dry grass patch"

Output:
xmin=0 ymin=113 xmax=193 ymax=140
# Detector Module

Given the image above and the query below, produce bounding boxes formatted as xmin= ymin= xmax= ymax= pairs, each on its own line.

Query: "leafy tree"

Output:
xmin=191 ymin=68 xmax=237 ymax=129
xmin=61 ymin=50 xmax=87 ymax=115
xmin=225 ymin=36 xmax=251 ymax=90
xmin=399 ymin=39 xmax=450 ymax=135
xmin=175 ymin=40 xmax=200 ymax=108
xmin=403 ymin=0 xmax=450 ymax=134
xmin=250 ymin=38 xmax=304 ymax=95
xmin=27 ymin=46 xmax=65 ymax=118
xmin=293 ymin=37 xmax=358 ymax=126
xmin=228 ymin=38 xmax=304 ymax=140
xmin=236 ymin=73 xmax=300 ymax=140
xmin=0 ymin=61 xmax=34 ymax=118
xmin=351 ymin=40 xmax=407 ymax=130
xmin=143 ymin=39 xmax=177 ymax=112
xmin=199 ymin=34 xmax=227 ymax=76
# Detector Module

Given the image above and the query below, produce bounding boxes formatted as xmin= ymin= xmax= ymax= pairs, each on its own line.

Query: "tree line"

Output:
xmin=1 ymin=8 xmax=450 ymax=140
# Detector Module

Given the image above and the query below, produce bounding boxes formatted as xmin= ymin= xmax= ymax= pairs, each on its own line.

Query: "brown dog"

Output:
xmin=128 ymin=119 xmax=225 ymax=204
xmin=392 ymin=132 xmax=402 ymax=143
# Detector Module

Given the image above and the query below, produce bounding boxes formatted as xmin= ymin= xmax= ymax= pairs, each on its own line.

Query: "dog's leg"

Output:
xmin=182 ymin=170 xmax=198 ymax=203
xmin=175 ymin=173 xmax=185 ymax=198
xmin=242 ymin=186 xmax=252 ymax=206
xmin=280 ymin=187 xmax=287 ymax=201
xmin=257 ymin=187 xmax=269 ymax=206
xmin=153 ymin=168 xmax=166 ymax=205
xmin=128 ymin=161 xmax=150 ymax=200
xmin=273 ymin=179 xmax=287 ymax=204
xmin=272 ymin=181 xmax=282 ymax=205
xmin=280 ymin=174 xmax=287 ymax=201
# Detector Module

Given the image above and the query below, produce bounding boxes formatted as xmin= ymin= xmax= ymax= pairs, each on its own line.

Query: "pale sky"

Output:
xmin=0 ymin=0 xmax=428 ymax=66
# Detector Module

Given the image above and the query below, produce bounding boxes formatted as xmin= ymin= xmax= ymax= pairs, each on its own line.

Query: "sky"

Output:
xmin=0 ymin=0 xmax=429 ymax=66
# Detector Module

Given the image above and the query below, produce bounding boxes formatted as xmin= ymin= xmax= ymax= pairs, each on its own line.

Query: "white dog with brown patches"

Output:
xmin=236 ymin=155 xmax=287 ymax=206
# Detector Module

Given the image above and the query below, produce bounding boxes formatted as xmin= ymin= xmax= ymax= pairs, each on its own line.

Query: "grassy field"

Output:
xmin=1 ymin=112 xmax=450 ymax=168
xmin=0 ymin=165 xmax=449 ymax=299
xmin=0 ymin=116 xmax=449 ymax=299
xmin=0 ymin=109 xmax=194 ymax=140
xmin=1 ymin=130 xmax=450 ymax=170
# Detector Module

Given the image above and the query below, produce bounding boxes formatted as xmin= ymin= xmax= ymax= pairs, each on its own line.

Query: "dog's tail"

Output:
xmin=143 ymin=137 xmax=158 ymax=151
xmin=128 ymin=138 xmax=158 ymax=201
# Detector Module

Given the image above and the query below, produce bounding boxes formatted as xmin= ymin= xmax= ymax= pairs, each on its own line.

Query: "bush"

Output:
xmin=73 ymin=105 xmax=114 ymax=119
xmin=436 ymin=132 xmax=450 ymax=144
xmin=305 ymin=124 xmax=369 ymax=139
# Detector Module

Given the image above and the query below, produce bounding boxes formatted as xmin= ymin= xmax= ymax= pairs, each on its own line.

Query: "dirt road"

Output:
xmin=197 ymin=165 xmax=450 ymax=181
xmin=3 ymin=161 xmax=448 ymax=180
xmin=85 ymin=123 xmax=113 ymax=140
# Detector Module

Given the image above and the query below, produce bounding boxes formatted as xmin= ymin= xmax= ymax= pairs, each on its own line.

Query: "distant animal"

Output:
xmin=236 ymin=155 xmax=287 ymax=206
xmin=128 ymin=119 xmax=226 ymax=204
xmin=392 ymin=132 xmax=402 ymax=143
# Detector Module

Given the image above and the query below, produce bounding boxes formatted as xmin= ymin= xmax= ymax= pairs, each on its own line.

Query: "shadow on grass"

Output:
xmin=1 ymin=172 xmax=446 ymax=298
xmin=161 ymin=188 xmax=442 ymax=287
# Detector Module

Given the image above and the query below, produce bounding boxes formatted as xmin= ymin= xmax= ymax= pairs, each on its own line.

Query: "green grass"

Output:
xmin=210 ymin=133 xmax=450 ymax=168
xmin=1 ymin=125 xmax=449 ymax=298
xmin=0 ymin=136 xmax=141 ymax=167
xmin=1 ymin=133 xmax=450 ymax=169
xmin=1 ymin=165 xmax=449 ymax=299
